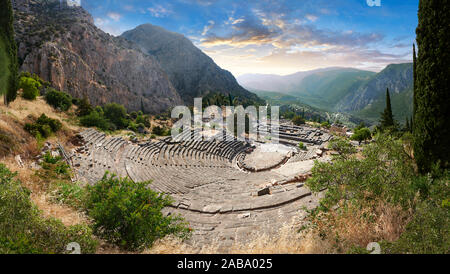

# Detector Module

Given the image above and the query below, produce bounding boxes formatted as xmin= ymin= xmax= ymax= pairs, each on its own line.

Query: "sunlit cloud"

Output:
xmin=306 ymin=14 xmax=318 ymax=22
xmin=107 ymin=12 xmax=122 ymax=21
xmin=82 ymin=0 xmax=418 ymax=76
xmin=148 ymin=4 xmax=172 ymax=18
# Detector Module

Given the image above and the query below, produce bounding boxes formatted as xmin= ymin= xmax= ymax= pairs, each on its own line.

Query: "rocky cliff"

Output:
xmin=336 ymin=63 xmax=413 ymax=112
xmin=13 ymin=0 xmax=182 ymax=113
xmin=121 ymin=24 xmax=263 ymax=105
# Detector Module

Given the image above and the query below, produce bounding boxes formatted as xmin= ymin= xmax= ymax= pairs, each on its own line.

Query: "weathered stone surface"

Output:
xmin=257 ymin=187 xmax=271 ymax=196
xmin=70 ymin=129 xmax=328 ymax=252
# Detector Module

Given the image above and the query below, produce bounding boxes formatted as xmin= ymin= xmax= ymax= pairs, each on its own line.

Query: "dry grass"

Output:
xmin=2 ymin=156 xmax=90 ymax=226
xmin=310 ymin=199 xmax=414 ymax=252
xmin=0 ymin=96 xmax=80 ymax=130
xmin=0 ymin=97 xmax=89 ymax=227
xmin=145 ymin=221 xmax=333 ymax=254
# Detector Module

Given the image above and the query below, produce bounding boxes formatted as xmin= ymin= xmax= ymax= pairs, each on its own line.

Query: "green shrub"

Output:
xmin=76 ymin=96 xmax=93 ymax=117
xmin=50 ymin=181 xmax=86 ymax=210
xmin=306 ymin=134 xmax=450 ymax=254
xmin=298 ymin=142 xmax=306 ymax=150
xmin=43 ymin=151 xmax=61 ymax=164
xmin=84 ymin=173 xmax=190 ymax=251
xmin=136 ymin=114 xmax=150 ymax=128
xmin=382 ymin=199 xmax=449 ymax=254
xmin=79 ymin=110 xmax=110 ymax=131
xmin=351 ymin=127 xmax=371 ymax=144
xmin=327 ymin=137 xmax=356 ymax=158
xmin=292 ymin=115 xmax=305 ymax=126
xmin=45 ymin=88 xmax=72 ymax=111
xmin=24 ymin=114 xmax=62 ymax=139
xmin=321 ymin=121 xmax=331 ymax=129
xmin=0 ymin=164 xmax=97 ymax=254
xmin=309 ymin=135 xmax=420 ymax=209
xmin=19 ymin=76 xmax=41 ymax=100
xmin=152 ymin=126 xmax=169 ymax=136
xmin=103 ymin=103 xmax=129 ymax=129
xmin=38 ymin=151 xmax=71 ymax=183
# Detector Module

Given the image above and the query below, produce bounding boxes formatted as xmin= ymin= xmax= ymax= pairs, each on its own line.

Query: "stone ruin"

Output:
xmin=68 ymin=124 xmax=332 ymax=251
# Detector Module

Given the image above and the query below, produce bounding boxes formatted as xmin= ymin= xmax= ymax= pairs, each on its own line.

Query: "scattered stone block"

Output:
xmin=202 ymin=204 xmax=222 ymax=213
xmin=257 ymin=187 xmax=271 ymax=196
xmin=15 ymin=155 xmax=23 ymax=168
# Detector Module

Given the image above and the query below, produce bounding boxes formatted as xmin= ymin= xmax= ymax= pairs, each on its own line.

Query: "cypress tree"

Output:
xmin=412 ymin=43 xmax=417 ymax=133
xmin=140 ymin=98 xmax=145 ymax=113
xmin=410 ymin=116 xmax=413 ymax=132
xmin=414 ymin=0 xmax=450 ymax=173
xmin=0 ymin=0 xmax=18 ymax=104
xmin=379 ymin=88 xmax=394 ymax=130
xmin=405 ymin=118 xmax=410 ymax=132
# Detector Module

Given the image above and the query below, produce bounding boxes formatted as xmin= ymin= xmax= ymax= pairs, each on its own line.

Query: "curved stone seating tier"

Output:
xmin=257 ymin=124 xmax=332 ymax=145
xmin=288 ymin=148 xmax=319 ymax=163
xmin=70 ymin=129 xmax=325 ymax=251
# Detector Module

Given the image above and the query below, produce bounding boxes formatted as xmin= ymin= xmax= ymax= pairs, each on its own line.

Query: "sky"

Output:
xmin=79 ymin=0 xmax=419 ymax=76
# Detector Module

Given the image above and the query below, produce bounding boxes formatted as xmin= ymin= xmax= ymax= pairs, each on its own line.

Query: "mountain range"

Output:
xmin=12 ymin=0 xmax=260 ymax=113
xmin=238 ymin=63 xmax=413 ymax=124
xmin=121 ymin=24 xmax=262 ymax=106
xmin=11 ymin=0 xmax=412 ymax=124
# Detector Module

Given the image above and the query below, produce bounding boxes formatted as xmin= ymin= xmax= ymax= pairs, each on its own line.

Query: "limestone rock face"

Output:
xmin=13 ymin=0 xmax=182 ymax=113
xmin=121 ymin=24 xmax=263 ymax=105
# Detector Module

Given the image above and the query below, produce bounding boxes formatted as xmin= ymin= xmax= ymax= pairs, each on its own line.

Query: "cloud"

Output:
xmin=148 ymin=4 xmax=172 ymax=18
xmin=201 ymin=12 xmax=383 ymax=51
xmin=306 ymin=14 xmax=318 ymax=22
xmin=94 ymin=17 xmax=124 ymax=36
xmin=107 ymin=12 xmax=122 ymax=21
xmin=197 ymin=5 xmax=410 ymax=75
xmin=202 ymin=20 xmax=215 ymax=36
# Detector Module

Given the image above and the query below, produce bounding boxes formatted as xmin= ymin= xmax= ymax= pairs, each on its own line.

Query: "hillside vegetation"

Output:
xmin=240 ymin=64 xmax=413 ymax=126
xmin=0 ymin=95 xmax=190 ymax=253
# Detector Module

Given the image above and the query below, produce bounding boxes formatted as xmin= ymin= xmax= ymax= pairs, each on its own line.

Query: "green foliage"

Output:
xmin=383 ymin=198 xmax=449 ymax=254
xmin=282 ymin=110 xmax=295 ymax=120
xmin=0 ymin=164 xmax=98 ymax=254
xmin=78 ymin=100 xmax=151 ymax=133
xmin=24 ymin=114 xmax=62 ymax=139
xmin=50 ymin=181 xmax=86 ymax=210
xmin=84 ymin=173 xmax=190 ymax=251
xmin=76 ymin=96 xmax=94 ymax=117
xmin=152 ymin=125 xmax=169 ymax=136
xmin=351 ymin=127 xmax=371 ymax=143
xmin=45 ymin=88 xmax=72 ymax=111
xmin=321 ymin=121 xmax=331 ymax=129
xmin=413 ymin=0 xmax=450 ymax=173
xmin=103 ymin=103 xmax=129 ymax=129
xmin=0 ymin=0 xmax=18 ymax=104
xmin=298 ymin=142 xmax=306 ymax=150
xmin=79 ymin=110 xmax=111 ymax=131
xmin=327 ymin=138 xmax=356 ymax=158
xmin=19 ymin=76 xmax=41 ymax=100
xmin=309 ymin=135 xmax=421 ymax=208
xmin=378 ymin=88 xmax=395 ymax=131
xmin=41 ymin=151 xmax=70 ymax=177
xmin=292 ymin=115 xmax=305 ymax=126
xmin=307 ymin=134 xmax=449 ymax=254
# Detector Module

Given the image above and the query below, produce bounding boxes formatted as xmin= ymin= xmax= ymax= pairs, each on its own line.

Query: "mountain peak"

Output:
xmin=122 ymin=24 xmax=262 ymax=105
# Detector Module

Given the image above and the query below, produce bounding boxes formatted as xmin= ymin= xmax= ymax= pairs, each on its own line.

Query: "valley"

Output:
xmin=239 ymin=63 xmax=414 ymax=125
